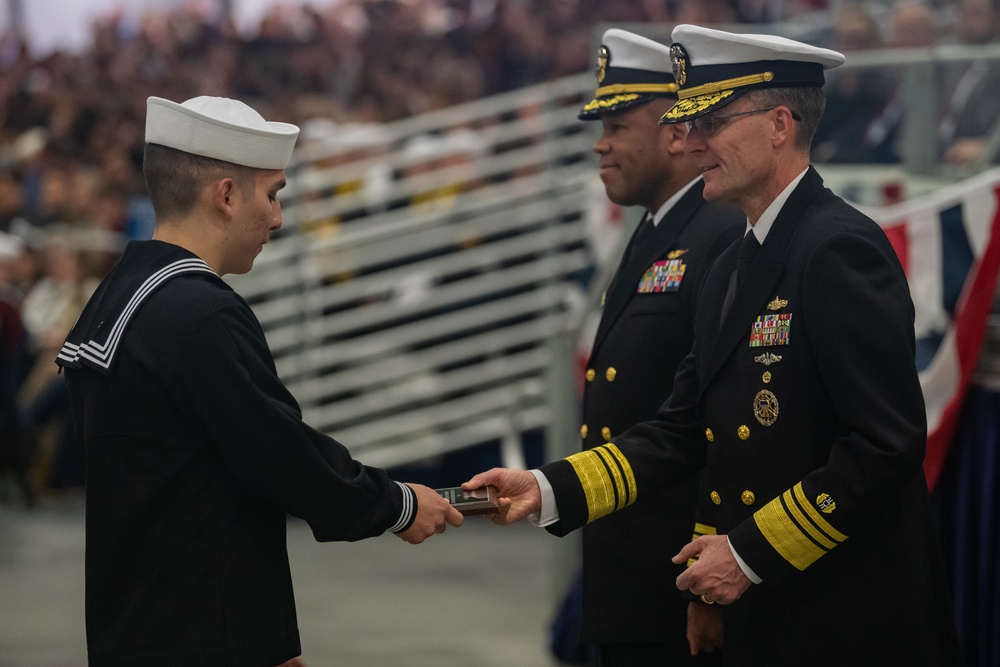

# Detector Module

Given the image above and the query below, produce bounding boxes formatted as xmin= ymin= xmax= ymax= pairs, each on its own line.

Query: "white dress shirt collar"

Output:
xmin=650 ymin=176 xmax=702 ymax=227
xmin=745 ymin=168 xmax=809 ymax=242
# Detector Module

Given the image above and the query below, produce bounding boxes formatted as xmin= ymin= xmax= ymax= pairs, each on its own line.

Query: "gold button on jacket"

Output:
xmin=571 ymin=186 xmax=744 ymax=640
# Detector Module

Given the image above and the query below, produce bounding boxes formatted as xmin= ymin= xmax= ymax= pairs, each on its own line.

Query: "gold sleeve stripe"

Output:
xmin=564 ymin=444 xmax=637 ymax=523
xmin=793 ymin=483 xmax=848 ymax=542
xmin=782 ymin=489 xmax=838 ymax=550
xmin=567 ymin=449 xmax=618 ymax=521
xmin=689 ymin=523 xmax=717 ymax=566
xmin=693 ymin=523 xmax=717 ymax=536
xmin=594 ymin=447 xmax=628 ymax=510
xmin=595 ymin=82 xmax=680 ymax=97
xmin=753 ymin=494 xmax=827 ymax=571
xmin=602 ymin=443 xmax=637 ymax=508
xmin=677 ymin=72 xmax=775 ymax=100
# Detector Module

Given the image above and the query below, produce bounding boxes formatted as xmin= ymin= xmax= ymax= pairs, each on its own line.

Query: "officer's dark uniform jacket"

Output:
xmin=571 ymin=178 xmax=741 ymax=645
xmin=57 ymin=241 xmax=414 ymax=667
xmin=541 ymin=168 xmax=961 ymax=665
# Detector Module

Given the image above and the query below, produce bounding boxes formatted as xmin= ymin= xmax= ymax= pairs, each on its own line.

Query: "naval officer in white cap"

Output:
xmin=568 ymin=28 xmax=741 ymax=665
xmin=465 ymin=24 xmax=961 ymax=665
xmin=57 ymin=97 xmax=463 ymax=667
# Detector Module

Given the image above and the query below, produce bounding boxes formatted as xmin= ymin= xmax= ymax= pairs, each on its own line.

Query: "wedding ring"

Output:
xmin=700 ymin=593 xmax=715 ymax=605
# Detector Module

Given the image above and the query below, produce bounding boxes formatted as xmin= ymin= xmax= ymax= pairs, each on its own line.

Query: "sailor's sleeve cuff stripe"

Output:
xmin=753 ymin=482 xmax=847 ymax=571
xmin=389 ymin=481 xmax=416 ymax=533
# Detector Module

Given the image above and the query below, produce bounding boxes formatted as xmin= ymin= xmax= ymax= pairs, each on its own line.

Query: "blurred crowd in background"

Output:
xmin=0 ymin=0 xmax=997 ymax=503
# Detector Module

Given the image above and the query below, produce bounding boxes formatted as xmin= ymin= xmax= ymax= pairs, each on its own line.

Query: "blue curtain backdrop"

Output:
xmin=932 ymin=386 xmax=1000 ymax=667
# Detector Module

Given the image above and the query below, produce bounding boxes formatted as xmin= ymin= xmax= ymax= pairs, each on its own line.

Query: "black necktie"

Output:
xmin=736 ymin=229 xmax=760 ymax=287
xmin=623 ymin=214 xmax=653 ymax=266
xmin=721 ymin=230 xmax=760 ymax=321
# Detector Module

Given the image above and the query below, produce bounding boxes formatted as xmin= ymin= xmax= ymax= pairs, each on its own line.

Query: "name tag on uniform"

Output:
xmin=749 ymin=313 xmax=792 ymax=347
xmin=637 ymin=259 xmax=685 ymax=293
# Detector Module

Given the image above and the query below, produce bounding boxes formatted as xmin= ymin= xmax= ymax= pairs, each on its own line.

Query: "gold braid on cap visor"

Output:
xmin=581 ymin=94 xmax=642 ymax=113
xmin=662 ymin=71 xmax=774 ymax=120
xmin=583 ymin=82 xmax=680 ymax=114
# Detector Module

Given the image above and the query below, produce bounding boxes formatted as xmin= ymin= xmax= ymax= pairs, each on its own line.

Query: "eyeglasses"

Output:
xmin=685 ymin=106 xmax=801 ymax=136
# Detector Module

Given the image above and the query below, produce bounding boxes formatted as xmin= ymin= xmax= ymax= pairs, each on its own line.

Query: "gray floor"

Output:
xmin=0 ymin=498 xmax=579 ymax=666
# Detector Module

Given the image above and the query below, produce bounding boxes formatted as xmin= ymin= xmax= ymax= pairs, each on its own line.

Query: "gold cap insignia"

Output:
xmin=817 ymin=493 xmax=836 ymax=514
xmin=753 ymin=389 xmax=779 ymax=426
xmin=670 ymin=44 xmax=687 ymax=86
xmin=767 ymin=296 xmax=789 ymax=311
xmin=667 ymin=249 xmax=688 ymax=260
xmin=595 ymin=45 xmax=609 ymax=85
xmin=754 ymin=352 xmax=782 ymax=366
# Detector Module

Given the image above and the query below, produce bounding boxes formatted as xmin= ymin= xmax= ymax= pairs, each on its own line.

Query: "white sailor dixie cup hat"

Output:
xmin=578 ymin=29 xmax=679 ymax=120
xmin=145 ymin=96 xmax=300 ymax=170
xmin=659 ymin=24 xmax=845 ymax=124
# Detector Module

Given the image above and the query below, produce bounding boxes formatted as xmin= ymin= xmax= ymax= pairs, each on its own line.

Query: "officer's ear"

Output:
xmin=664 ymin=122 xmax=688 ymax=156
xmin=771 ymin=105 xmax=797 ymax=149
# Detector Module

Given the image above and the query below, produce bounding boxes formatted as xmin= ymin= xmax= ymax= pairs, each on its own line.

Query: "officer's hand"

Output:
xmin=686 ymin=601 xmax=724 ymax=655
xmin=673 ymin=535 xmax=751 ymax=605
xmin=462 ymin=468 xmax=540 ymax=525
xmin=396 ymin=483 xmax=464 ymax=544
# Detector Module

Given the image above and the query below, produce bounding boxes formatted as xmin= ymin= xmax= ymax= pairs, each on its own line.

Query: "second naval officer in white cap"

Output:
xmin=570 ymin=28 xmax=741 ymax=665
xmin=57 ymin=96 xmax=463 ymax=667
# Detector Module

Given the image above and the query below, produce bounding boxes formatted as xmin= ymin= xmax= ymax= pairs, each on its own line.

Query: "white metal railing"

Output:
xmin=227 ymin=73 xmax=599 ymax=469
